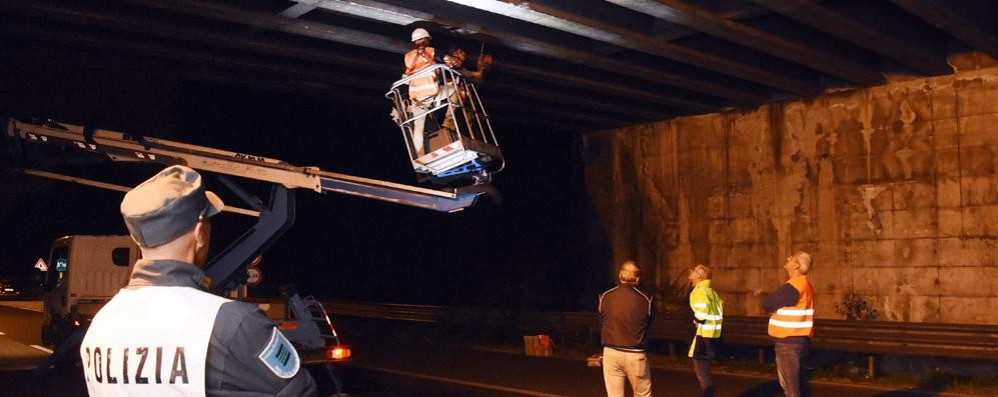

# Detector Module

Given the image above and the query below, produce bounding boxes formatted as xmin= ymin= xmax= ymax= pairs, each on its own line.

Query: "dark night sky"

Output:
xmin=0 ymin=57 xmax=612 ymax=311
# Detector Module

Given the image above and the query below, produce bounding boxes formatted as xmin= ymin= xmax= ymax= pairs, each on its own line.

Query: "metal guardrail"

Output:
xmin=324 ymin=300 xmax=998 ymax=361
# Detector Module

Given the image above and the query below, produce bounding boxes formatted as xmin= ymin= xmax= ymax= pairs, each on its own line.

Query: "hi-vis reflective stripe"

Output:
xmin=775 ymin=308 xmax=815 ymax=316
xmin=698 ymin=324 xmax=722 ymax=331
xmin=693 ymin=312 xmax=723 ymax=321
xmin=768 ymin=319 xmax=814 ymax=328
xmin=409 ymin=76 xmax=439 ymax=100
xmin=693 ymin=303 xmax=708 ymax=309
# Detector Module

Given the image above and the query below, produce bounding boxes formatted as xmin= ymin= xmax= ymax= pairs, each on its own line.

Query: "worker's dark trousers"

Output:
xmin=692 ymin=359 xmax=714 ymax=397
xmin=775 ymin=340 xmax=811 ymax=397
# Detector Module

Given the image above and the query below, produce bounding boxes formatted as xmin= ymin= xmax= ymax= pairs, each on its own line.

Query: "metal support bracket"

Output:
xmin=204 ymin=183 xmax=296 ymax=292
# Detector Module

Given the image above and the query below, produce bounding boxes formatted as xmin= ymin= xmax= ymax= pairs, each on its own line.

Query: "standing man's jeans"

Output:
xmin=602 ymin=347 xmax=652 ymax=397
xmin=692 ymin=359 xmax=714 ymax=397
xmin=774 ymin=340 xmax=811 ymax=397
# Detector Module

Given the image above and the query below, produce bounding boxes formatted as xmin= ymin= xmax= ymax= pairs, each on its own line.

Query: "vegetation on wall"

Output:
xmin=835 ymin=289 xmax=879 ymax=321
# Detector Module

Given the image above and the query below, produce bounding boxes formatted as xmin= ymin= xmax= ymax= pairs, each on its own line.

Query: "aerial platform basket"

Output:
xmin=386 ymin=64 xmax=504 ymax=185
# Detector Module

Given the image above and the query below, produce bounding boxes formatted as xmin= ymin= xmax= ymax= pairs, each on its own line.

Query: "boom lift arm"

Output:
xmin=4 ymin=117 xmax=471 ymax=389
xmin=3 ymin=117 xmax=491 ymax=291
xmin=4 ymin=118 xmax=485 ymax=212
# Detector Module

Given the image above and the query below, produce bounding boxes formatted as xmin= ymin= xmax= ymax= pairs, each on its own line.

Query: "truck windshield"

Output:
xmin=45 ymin=245 xmax=69 ymax=291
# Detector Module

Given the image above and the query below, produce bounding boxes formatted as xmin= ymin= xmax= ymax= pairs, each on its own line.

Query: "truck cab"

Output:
xmin=41 ymin=235 xmax=139 ymax=349
xmin=39 ymin=235 xmax=350 ymax=369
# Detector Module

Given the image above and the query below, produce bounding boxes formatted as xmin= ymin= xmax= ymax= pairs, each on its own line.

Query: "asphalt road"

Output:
xmin=0 ymin=304 xmax=48 ymax=371
xmin=342 ymin=333 xmax=965 ymax=397
xmin=0 ymin=302 xmax=973 ymax=396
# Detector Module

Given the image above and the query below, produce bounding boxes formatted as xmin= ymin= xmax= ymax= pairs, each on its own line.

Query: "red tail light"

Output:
xmin=326 ymin=346 xmax=351 ymax=360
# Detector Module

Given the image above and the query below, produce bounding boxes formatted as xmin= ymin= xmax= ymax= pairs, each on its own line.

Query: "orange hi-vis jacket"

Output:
xmin=767 ymin=275 xmax=814 ymax=338
xmin=404 ymin=47 xmax=439 ymax=102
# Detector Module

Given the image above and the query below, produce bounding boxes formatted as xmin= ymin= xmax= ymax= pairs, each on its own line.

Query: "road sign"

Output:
xmin=34 ymin=258 xmax=48 ymax=272
xmin=246 ymin=267 xmax=262 ymax=286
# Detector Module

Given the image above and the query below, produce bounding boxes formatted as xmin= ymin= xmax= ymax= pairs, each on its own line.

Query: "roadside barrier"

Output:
xmin=323 ymin=299 xmax=998 ymax=376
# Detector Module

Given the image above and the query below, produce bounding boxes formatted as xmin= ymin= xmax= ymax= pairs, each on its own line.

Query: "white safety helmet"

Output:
xmin=411 ymin=28 xmax=431 ymax=42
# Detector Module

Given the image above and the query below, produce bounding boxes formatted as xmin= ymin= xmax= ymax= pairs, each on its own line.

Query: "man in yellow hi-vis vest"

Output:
xmin=687 ymin=264 xmax=722 ymax=397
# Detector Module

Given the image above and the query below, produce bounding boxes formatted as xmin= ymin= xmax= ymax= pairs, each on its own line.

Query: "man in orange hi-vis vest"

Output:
xmin=761 ymin=251 xmax=814 ymax=397
xmin=403 ymin=28 xmax=439 ymax=156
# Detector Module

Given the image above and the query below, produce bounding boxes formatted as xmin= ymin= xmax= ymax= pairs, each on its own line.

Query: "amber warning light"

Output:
xmin=326 ymin=346 xmax=352 ymax=361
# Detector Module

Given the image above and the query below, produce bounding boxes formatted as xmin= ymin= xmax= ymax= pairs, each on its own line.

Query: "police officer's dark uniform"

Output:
xmin=80 ymin=165 xmax=317 ymax=396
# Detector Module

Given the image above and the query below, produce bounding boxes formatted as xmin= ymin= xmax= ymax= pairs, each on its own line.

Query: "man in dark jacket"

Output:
xmin=599 ymin=260 xmax=654 ymax=397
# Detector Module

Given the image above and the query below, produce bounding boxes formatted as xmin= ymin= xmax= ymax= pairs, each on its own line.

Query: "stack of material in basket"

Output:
xmin=523 ymin=335 xmax=554 ymax=357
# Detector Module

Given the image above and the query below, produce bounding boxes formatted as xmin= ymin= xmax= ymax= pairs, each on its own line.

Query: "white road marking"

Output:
xmin=361 ymin=365 xmax=568 ymax=397
xmin=30 ymin=345 xmax=53 ymax=354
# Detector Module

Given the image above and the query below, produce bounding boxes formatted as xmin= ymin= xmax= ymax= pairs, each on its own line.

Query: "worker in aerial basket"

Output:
xmin=402 ymin=27 xmax=440 ymax=157
xmin=441 ymin=45 xmax=493 ymax=85
xmin=438 ymin=45 xmax=492 ymax=135
xmin=80 ymin=165 xmax=316 ymax=396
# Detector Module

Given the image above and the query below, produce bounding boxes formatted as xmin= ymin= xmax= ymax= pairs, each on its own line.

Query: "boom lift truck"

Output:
xmin=2 ymin=116 xmax=500 ymax=391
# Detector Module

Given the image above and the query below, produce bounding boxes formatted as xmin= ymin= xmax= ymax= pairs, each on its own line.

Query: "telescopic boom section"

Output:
xmin=4 ymin=118 xmax=482 ymax=212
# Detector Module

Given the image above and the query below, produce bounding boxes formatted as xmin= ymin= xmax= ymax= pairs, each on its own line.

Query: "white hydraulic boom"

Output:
xmin=3 ymin=118 xmax=486 ymax=213
xmin=2 ymin=117 xmax=495 ymax=291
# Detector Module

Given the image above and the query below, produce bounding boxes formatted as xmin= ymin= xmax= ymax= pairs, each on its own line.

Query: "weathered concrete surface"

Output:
xmin=583 ymin=65 xmax=998 ymax=325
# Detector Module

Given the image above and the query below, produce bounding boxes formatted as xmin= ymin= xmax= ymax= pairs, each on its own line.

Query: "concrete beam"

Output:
xmin=890 ymin=0 xmax=998 ymax=60
xmin=101 ymin=0 xmax=723 ymax=113
xmin=454 ymin=0 xmax=821 ymax=96
xmin=116 ymin=0 xmax=411 ymax=53
xmin=0 ymin=19 xmax=387 ymax=92
xmin=750 ymin=0 xmax=951 ymax=75
xmin=609 ymin=0 xmax=886 ymax=85
xmin=293 ymin=0 xmax=769 ymax=104
xmin=0 ymin=0 xmax=681 ymax=120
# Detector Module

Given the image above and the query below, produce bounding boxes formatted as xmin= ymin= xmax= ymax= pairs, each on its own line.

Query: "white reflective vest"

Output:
xmin=404 ymin=47 xmax=439 ymax=102
xmin=81 ymin=286 xmax=229 ymax=397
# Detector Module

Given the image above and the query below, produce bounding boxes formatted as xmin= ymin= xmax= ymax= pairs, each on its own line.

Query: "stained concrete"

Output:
xmin=584 ymin=62 xmax=998 ymax=325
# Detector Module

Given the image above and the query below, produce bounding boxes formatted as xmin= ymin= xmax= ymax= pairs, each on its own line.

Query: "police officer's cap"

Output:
xmin=121 ymin=165 xmax=224 ymax=248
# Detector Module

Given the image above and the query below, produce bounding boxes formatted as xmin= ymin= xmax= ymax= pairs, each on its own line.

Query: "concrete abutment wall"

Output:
xmin=584 ymin=61 xmax=998 ymax=325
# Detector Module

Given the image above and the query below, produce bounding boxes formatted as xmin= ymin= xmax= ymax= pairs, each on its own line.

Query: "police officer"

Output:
xmin=80 ymin=165 xmax=317 ymax=396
